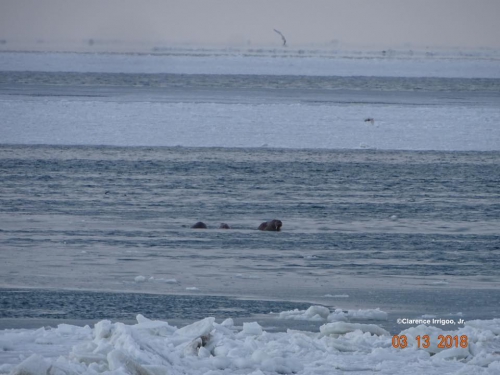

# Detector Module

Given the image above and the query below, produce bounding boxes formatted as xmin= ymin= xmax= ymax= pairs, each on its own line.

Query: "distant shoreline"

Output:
xmin=1 ymin=44 xmax=500 ymax=61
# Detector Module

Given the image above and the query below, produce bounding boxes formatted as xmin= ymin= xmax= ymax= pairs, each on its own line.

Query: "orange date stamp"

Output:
xmin=392 ymin=334 xmax=469 ymax=349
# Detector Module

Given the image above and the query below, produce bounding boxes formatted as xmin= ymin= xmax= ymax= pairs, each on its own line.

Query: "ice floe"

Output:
xmin=1 ymin=311 xmax=499 ymax=374
xmin=278 ymin=305 xmax=388 ymax=322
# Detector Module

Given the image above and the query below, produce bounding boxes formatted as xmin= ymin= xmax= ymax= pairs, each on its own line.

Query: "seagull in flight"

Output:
xmin=273 ymin=29 xmax=287 ymax=47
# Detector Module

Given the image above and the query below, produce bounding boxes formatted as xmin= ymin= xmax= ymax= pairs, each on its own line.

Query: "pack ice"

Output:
xmin=1 ymin=308 xmax=499 ymax=374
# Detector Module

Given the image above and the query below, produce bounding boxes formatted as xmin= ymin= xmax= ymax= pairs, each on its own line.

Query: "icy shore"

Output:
xmin=1 ymin=307 xmax=499 ymax=375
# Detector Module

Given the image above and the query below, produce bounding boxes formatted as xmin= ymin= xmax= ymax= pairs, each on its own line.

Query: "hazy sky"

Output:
xmin=1 ymin=0 xmax=499 ymax=50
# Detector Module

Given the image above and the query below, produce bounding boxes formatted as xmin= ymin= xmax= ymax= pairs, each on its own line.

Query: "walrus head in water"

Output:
xmin=258 ymin=219 xmax=282 ymax=231
xmin=191 ymin=221 xmax=208 ymax=229
xmin=219 ymin=223 xmax=231 ymax=229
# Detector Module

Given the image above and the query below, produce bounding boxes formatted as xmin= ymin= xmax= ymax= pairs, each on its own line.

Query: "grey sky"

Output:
xmin=1 ymin=0 xmax=499 ymax=50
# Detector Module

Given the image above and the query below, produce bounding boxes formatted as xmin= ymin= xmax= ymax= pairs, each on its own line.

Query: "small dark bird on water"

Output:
xmin=364 ymin=118 xmax=375 ymax=125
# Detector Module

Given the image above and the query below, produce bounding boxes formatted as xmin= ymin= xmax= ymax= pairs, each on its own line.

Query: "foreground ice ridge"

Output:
xmin=1 ymin=313 xmax=500 ymax=375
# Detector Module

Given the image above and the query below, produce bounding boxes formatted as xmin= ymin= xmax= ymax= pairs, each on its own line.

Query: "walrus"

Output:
xmin=258 ymin=219 xmax=282 ymax=231
xmin=219 ymin=223 xmax=231 ymax=229
xmin=191 ymin=221 xmax=208 ymax=229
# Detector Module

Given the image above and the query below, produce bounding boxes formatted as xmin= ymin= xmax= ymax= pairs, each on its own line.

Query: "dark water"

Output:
xmin=0 ymin=145 xmax=499 ymax=329
xmin=0 ymin=288 xmax=310 ymax=321
xmin=2 ymin=72 xmax=499 ymax=107
xmin=1 ymin=288 xmax=498 ymax=334
xmin=3 ymin=71 xmax=500 ymax=91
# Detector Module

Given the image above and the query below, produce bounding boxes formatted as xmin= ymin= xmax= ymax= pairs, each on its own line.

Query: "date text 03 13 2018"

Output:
xmin=392 ymin=335 xmax=468 ymax=349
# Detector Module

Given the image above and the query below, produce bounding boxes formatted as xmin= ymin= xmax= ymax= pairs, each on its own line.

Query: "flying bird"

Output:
xmin=273 ymin=29 xmax=287 ymax=47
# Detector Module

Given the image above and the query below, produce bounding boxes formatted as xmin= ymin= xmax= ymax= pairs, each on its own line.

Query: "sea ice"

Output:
xmin=2 ymin=310 xmax=499 ymax=374
xmin=241 ymin=322 xmax=263 ymax=336
xmin=278 ymin=306 xmax=388 ymax=322
xmin=149 ymin=276 xmax=178 ymax=284
xmin=134 ymin=275 xmax=146 ymax=283
xmin=320 ymin=321 xmax=390 ymax=336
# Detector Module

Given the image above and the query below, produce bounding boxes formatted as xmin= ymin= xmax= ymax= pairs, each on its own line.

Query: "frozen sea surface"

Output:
xmin=1 ymin=51 xmax=499 ymax=151
xmin=0 ymin=51 xmax=499 ymax=373
xmin=1 ymin=49 xmax=500 ymax=77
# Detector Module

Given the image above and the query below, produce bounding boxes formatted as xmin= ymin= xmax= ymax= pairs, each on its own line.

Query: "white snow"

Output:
xmin=1 ymin=313 xmax=499 ymax=374
xmin=241 ymin=322 xmax=263 ymax=336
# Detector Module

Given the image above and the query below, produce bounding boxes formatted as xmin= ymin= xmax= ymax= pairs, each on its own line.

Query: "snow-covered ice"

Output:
xmin=1 ymin=311 xmax=499 ymax=374
xmin=278 ymin=306 xmax=388 ymax=322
